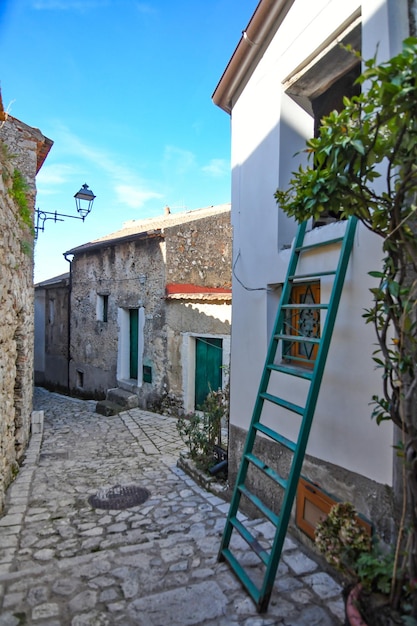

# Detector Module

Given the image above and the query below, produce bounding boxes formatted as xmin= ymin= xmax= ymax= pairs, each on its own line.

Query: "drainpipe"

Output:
xmin=64 ymin=252 xmax=73 ymax=393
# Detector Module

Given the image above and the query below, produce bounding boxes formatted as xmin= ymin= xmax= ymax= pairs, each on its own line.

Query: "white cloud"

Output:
xmin=36 ymin=163 xmax=76 ymax=188
xmin=115 ymin=185 xmax=162 ymax=209
xmin=163 ymin=145 xmax=196 ymax=175
xmin=46 ymin=125 xmax=163 ymax=210
xmin=202 ymin=158 xmax=229 ymax=178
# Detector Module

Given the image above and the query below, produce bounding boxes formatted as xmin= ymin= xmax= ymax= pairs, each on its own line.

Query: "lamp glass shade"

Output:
xmin=74 ymin=183 xmax=96 ymax=218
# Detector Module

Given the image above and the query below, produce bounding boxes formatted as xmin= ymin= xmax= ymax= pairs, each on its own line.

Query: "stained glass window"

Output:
xmin=283 ymin=282 xmax=320 ymax=367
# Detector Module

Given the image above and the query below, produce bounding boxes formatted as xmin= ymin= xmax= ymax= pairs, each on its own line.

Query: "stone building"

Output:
xmin=0 ymin=103 xmax=52 ymax=512
xmin=34 ymin=272 xmax=70 ymax=392
xmin=63 ymin=204 xmax=232 ymax=412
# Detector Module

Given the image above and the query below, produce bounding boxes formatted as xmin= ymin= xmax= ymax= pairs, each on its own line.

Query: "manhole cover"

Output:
xmin=88 ymin=485 xmax=150 ymax=510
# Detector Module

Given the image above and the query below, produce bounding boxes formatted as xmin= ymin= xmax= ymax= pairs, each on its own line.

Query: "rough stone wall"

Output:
xmin=165 ymin=209 xmax=232 ymax=287
xmin=69 ymin=235 xmax=165 ymax=399
xmin=0 ymin=116 xmax=42 ymax=513
xmin=162 ymin=210 xmax=232 ymax=408
xmin=36 ymin=279 xmax=70 ymax=392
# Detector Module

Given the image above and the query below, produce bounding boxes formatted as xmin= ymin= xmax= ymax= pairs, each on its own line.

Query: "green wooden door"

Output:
xmin=129 ymin=309 xmax=138 ymax=379
xmin=195 ymin=337 xmax=222 ymax=409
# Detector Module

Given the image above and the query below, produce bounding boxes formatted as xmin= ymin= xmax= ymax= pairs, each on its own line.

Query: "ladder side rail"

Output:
xmin=218 ymin=221 xmax=307 ymax=557
xmin=257 ymin=216 xmax=358 ymax=609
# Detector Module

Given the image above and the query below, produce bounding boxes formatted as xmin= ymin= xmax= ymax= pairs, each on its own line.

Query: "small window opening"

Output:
xmin=97 ymin=294 xmax=109 ymax=322
xmin=143 ymin=365 xmax=152 ymax=383
xmin=76 ymin=370 xmax=84 ymax=388
xmin=48 ymin=299 xmax=55 ymax=324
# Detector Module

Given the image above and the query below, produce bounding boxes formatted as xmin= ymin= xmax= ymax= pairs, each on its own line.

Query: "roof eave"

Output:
xmin=64 ymin=229 xmax=163 ymax=257
xmin=212 ymin=0 xmax=296 ymax=114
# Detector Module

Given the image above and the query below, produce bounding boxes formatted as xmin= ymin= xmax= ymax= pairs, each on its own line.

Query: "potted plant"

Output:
xmin=314 ymin=502 xmax=406 ymax=625
xmin=275 ymin=38 xmax=417 ymax=623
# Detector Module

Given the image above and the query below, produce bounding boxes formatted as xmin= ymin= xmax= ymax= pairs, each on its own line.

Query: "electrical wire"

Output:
xmin=232 ymin=250 xmax=271 ymax=292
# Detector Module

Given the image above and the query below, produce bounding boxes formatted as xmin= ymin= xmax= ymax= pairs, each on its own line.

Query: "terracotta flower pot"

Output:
xmin=346 ymin=584 xmax=367 ymax=626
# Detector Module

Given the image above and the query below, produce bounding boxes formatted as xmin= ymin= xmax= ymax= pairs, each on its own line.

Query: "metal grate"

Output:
xmin=88 ymin=484 xmax=150 ymax=510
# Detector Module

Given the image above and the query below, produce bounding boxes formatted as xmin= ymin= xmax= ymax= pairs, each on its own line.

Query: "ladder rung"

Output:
xmin=230 ymin=516 xmax=270 ymax=565
xmin=268 ymin=363 xmax=313 ymax=380
xmin=220 ymin=548 xmax=261 ymax=604
xmin=275 ymin=334 xmax=321 ymax=345
xmin=246 ymin=452 xmax=288 ymax=489
xmin=239 ymin=485 xmax=279 ymax=526
xmin=255 ymin=422 xmax=297 ymax=451
xmin=281 ymin=354 xmax=316 ymax=366
xmin=295 ymin=236 xmax=344 ymax=252
xmin=259 ymin=392 xmax=304 ymax=416
xmin=289 ymin=270 xmax=336 ymax=281
xmin=281 ymin=303 xmax=328 ymax=310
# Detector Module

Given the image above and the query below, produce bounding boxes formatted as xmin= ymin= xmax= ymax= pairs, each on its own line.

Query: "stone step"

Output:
xmin=95 ymin=400 xmax=122 ymax=416
xmin=106 ymin=387 xmax=139 ymax=409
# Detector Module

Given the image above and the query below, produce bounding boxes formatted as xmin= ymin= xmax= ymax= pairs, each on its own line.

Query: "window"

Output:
xmin=283 ymin=282 xmax=320 ymax=368
xmin=97 ymin=294 xmax=109 ymax=322
xmin=143 ymin=365 xmax=152 ymax=383
xmin=283 ymin=18 xmax=361 ymax=228
xmin=76 ymin=369 xmax=84 ymax=388
xmin=296 ymin=478 xmax=372 ymax=541
xmin=48 ymin=299 xmax=55 ymax=324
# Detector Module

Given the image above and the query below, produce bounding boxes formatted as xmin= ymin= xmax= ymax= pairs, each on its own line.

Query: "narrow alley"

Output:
xmin=0 ymin=388 xmax=343 ymax=625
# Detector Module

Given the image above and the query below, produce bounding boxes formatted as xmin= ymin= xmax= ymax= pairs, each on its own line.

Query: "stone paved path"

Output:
xmin=0 ymin=388 xmax=344 ymax=625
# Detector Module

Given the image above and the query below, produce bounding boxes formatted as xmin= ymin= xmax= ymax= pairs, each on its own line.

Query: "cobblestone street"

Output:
xmin=0 ymin=388 xmax=344 ymax=625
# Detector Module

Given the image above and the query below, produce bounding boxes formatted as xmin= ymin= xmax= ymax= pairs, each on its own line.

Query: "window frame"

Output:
xmin=282 ymin=281 xmax=320 ymax=368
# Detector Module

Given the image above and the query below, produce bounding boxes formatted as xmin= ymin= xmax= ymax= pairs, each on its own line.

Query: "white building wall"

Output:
xmin=229 ymin=0 xmax=397 ymax=486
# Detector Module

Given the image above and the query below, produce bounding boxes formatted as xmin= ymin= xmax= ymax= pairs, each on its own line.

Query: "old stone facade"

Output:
xmin=34 ymin=273 xmax=70 ymax=392
xmin=0 ymin=108 xmax=52 ymax=512
xmin=64 ymin=205 xmax=232 ymax=412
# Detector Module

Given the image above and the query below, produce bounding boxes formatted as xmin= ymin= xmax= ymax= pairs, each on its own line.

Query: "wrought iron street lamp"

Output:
xmin=35 ymin=183 xmax=96 ymax=237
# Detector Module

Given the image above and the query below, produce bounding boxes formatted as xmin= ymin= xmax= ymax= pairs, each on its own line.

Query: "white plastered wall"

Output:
xmin=229 ymin=0 xmax=398 ymax=486
xmin=181 ymin=302 xmax=231 ymax=414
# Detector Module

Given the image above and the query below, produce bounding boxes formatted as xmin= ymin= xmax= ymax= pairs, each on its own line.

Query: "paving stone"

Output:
xmin=71 ymin=611 xmax=112 ymax=626
xmin=31 ymin=602 xmax=60 ymax=620
xmin=0 ymin=515 xmax=23 ymax=527
xmin=128 ymin=581 xmax=228 ymax=626
xmin=33 ymin=548 xmax=55 ymax=561
xmin=302 ymin=571 xmax=343 ymax=599
xmin=52 ymin=578 xmax=80 ymax=596
xmin=68 ymin=590 xmax=98 ymax=613
xmin=282 ymin=551 xmax=319 ymax=575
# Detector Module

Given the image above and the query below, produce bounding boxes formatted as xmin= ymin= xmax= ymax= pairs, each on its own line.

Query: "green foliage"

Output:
xmin=356 ymin=549 xmax=395 ymax=595
xmin=9 ymin=169 xmax=33 ymax=232
xmin=176 ymin=387 xmax=228 ymax=472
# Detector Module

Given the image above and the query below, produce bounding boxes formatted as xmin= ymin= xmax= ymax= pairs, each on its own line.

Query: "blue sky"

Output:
xmin=0 ymin=0 xmax=258 ymax=282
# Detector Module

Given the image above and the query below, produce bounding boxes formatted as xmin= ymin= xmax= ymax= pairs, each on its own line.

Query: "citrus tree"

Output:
xmin=275 ymin=38 xmax=417 ymax=616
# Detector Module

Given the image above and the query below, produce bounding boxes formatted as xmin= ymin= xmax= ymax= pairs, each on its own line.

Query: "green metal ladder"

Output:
xmin=218 ymin=216 xmax=358 ymax=612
